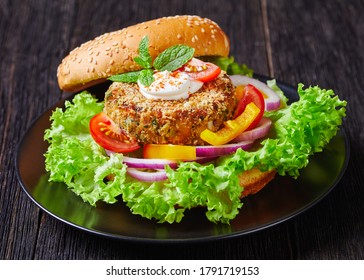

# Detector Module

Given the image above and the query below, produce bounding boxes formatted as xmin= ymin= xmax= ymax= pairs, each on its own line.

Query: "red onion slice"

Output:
xmin=123 ymin=156 xmax=178 ymax=169
xmin=127 ymin=168 xmax=168 ymax=182
xmin=105 ymin=150 xmax=178 ymax=169
xmin=196 ymin=140 xmax=254 ymax=157
xmin=229 ymin=75 xmax=281 ymax=111
xmin=232 ymin=117 xmax=272 ymax=143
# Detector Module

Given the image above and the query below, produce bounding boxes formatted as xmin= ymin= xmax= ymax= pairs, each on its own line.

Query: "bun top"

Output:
xmin=57 ymin=15 xmax=230 ymax=92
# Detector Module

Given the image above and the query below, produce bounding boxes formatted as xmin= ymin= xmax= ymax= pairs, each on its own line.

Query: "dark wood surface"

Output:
xmin=1 ymin=0 xmax=363 ymax=260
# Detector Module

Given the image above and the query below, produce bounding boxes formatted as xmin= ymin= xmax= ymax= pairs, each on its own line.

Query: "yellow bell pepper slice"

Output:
xmin=143 ymin=144 xmax=196 ymax=160
xmin=200 ymin=102 xmax=260 ymax=146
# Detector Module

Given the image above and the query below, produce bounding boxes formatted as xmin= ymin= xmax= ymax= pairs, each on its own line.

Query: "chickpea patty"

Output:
xmin=104 ymin=72 xmax=237 ymax=145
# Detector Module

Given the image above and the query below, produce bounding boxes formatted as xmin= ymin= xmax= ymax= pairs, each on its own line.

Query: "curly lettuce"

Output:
xmin=44 ymin=92 xmax=126 ymax=205
xmin=44 ymin=83 xmax=346 ymax=223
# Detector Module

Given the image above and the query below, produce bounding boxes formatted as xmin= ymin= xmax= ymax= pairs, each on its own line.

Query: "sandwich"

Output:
xmin=45 ymin=15 xmax=346 ymax=223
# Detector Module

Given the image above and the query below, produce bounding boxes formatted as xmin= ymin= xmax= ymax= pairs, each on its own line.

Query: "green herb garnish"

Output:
xmin=109 ymin=36 xmax=195 ymax=86
xmin=153 ymin=44 xmax=195 ymax=71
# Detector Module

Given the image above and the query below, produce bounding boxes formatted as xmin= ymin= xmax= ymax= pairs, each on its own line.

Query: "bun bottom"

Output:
xmin=239 ymin=168 xmax=276 ymax=197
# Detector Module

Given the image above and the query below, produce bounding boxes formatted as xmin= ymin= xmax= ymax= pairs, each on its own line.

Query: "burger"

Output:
xmin=45 ymin=15 xmax=346 ymax=223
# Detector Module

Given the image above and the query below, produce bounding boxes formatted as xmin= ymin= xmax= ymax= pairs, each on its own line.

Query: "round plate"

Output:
xmin=15 ymin=77 xmax=350 ymax=242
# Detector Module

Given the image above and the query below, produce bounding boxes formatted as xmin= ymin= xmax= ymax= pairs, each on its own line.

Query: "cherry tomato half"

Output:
xmin=89 ymin=112 xmax=140 ymax=153
xmin=233 ymin=84 xmax=265 ymax=130
xmin=179 ymin=58 xmax=221 ymax=82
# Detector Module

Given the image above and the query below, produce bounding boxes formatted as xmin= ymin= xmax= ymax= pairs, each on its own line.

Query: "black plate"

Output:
xmin=15 ymin=77 xmax=350 ymax=242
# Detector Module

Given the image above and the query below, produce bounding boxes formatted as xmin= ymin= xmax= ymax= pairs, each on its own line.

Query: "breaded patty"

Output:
xmin=104 ymin=72 xmax=237 ymax=145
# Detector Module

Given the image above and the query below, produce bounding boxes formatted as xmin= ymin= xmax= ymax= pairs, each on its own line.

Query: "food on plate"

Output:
xmin=103 ymin=71 xmax=236 ymax=146
xmin=45 ymin=15 xmax=347 ymax=223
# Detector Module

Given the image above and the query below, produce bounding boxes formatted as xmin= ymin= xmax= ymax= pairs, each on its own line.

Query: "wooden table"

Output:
xmin=1 ymin=0 xmax=363 ymax=259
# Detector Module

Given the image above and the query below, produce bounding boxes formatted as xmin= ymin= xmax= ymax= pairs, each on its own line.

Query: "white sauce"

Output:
xmin=138 ymin=71 xmax=203 ymax=100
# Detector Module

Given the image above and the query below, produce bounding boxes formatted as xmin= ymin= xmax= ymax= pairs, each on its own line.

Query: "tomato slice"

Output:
xmin=89 ymin=112 xmax=140 ymax=153
xmin=179 ymin=58 xmax=221 ymax=82
xmin=233 ymin=84 xmax=265 ymax=130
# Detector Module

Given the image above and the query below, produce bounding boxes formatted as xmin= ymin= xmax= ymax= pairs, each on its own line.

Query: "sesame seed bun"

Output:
xmin=57 ymin=15 xmax=230 ymax=92
xmin=239 ymin=168 xmax=276 ymax=197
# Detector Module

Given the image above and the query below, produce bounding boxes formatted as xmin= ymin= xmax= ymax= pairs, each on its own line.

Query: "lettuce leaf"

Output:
xmin=44 ymin=92 xmax=126 ymax=205
xmin=199 ymin=56 xmax=254 ymax=77
xmin=224 ymin=83 xmax=347 ymax=178
xmin=44 ymin=83 xmax=346 ymax=223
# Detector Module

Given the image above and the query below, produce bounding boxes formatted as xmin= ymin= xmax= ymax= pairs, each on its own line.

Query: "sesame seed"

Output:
xmin=177 ymin=34 xmax=182 ymax=39
xmin=201 ymin=28 xmax=205 ymax=33
xmin=112 ymin=42 xmax=118 ymax=46
xmin=105 ymin=47 xmax=111 ymax=51
xmin=110 ymin=59 xmax=114 ymax=65
xmin=78 ymin=58 xmax=82 ymax=63
xmin=95 ymin=51 xmax=100 ymax=56
xmin=89 ymin=57 xmax=93 ymax=63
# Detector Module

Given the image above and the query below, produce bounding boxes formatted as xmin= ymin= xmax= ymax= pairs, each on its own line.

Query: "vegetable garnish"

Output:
xmin=200 ymin=56 xmax=254 ymax=77
xmin=232 ymin=84 xmax=265 ymax=129
xmin=90 ymin=112 xmax=140 ymax=153
xmin=142 ymin=140 xmax=254 ymax=161
xmin=44 ymin=80 xmax=346 ymax=224
xmin=232 ymin=117 xmax=272 ymax=143
xmin=230 ymin=75 xmax=281 ymax=111
xmin=108 ymin=36 xmax=194 ymax=86
xmin=143 ymin=144 xmax=197 ymax=160
xmin=200 ymin=102 xmax=261 ymax=146
xmin=177 ymin=58 xmax=221 ymax=82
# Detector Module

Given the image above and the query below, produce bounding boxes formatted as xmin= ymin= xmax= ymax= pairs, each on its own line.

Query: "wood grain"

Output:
xmin=1 ymin=0 xmax=363 ymax=260
xmin=266 ymin=0 xmax=364 ymax=260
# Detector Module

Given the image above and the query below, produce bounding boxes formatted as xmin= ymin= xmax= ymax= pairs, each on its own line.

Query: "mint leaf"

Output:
xmin=138 ymin=69 xmax=155 ymax=86
xmin=134 ymin=36 xmax=152 ymax=69
xmin=108 ymin=71 xmax=141 ymax=82
xmin=153 ymin=45 xmax=194 ymax=71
